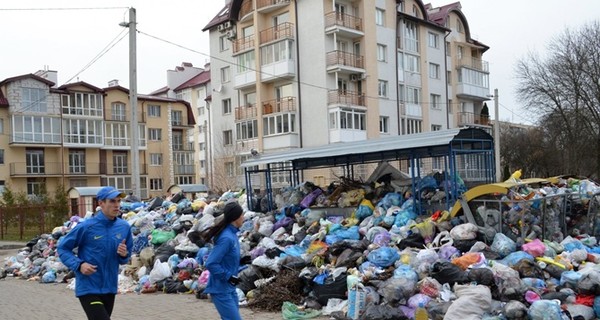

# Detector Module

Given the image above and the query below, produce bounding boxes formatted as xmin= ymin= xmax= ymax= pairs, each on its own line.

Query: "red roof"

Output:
xmin=149 ymin=86 xmax=169 ymax=96
xmin=427 ymin=2 xmax=460 ymax=26
xmin=0 ymin=73 xmax=55 ymax=87
xmin=202 ymin=2 xmax=233 ymax=31
xmin=174 ymin=70 xmax=211 ymax=91
xmin=58 ymin=81 xmax=104 ymax=93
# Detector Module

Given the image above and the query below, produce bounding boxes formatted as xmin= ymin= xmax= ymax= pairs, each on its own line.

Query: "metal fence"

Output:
xmin=0 ymin=205 xmax=69 ymax=240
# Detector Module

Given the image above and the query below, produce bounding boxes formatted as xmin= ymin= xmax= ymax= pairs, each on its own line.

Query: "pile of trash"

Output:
xmin=3 ymin=175 xmax=600 ymax=320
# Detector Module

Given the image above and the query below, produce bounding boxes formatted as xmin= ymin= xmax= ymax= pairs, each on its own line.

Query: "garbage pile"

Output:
xmin=3 ymin=175 xmax=600 ymax=320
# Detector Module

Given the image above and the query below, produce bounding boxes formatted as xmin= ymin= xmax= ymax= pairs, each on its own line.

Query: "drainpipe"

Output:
xmin=395 ymin=4 xmax=401 ymax=135
xmin=294 ymin=0 xmax=303 ymax=149
xmin=444 ymin=30 xmax=450 ymax=129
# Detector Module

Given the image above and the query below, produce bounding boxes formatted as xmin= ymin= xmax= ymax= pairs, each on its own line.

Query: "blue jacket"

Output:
xmin=204 ymin=224 xmax=240 ymax=294
xmin=58 ymin=212 xmax=133 ymax=297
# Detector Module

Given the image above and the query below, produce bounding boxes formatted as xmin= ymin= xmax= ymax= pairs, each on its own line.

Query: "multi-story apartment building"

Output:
xmin=201 ymin=0 xmax=490 ymax=190
xmin=0 ymin=70 xmax=197 ymax=200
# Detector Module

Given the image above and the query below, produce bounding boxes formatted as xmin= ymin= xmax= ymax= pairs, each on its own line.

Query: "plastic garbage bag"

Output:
xmin=361 ymin=304 xmax=405 ymax=320
xmin=450 ymin=223 xmax=479 ymax=241
xmin=377 ymin=276 xmax=417 ymax=303
xmin=367 ymin=247 xmax=399 ymax=268
xmin=321 ymin=298 xmax=347 ymax=316
xmin=528 ymin=300 xmax=562 ymax=320
xmin=148 ymin=259 xmax=171 ymax=284
xmin=393 ymin=264 xmax=419 ymax=283
xmin=499 ymin=251 xmax=534 ymax=267
xmin=578 ymin=271 xmax=600 ymax=295
xmin=444 ymin=284 xmax=492 ymax=320
xmin=522 ymin=239 xmax=546 ymax=257
xmin=430 ymin=261 xmax=468 ymax=286
xmin=418 ymin=277 xmax=442 ymax=298
xmin=490 ymin=233 xmax=516 ymax=258
xmin=503 ymin=300 xmax=528 ymax=319
xmin=281 ymin=301 xmax=322 ymax=320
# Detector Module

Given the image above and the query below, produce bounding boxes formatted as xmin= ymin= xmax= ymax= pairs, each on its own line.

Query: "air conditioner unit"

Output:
xmin=217 ymin=24 xmax=226 ymax=32
xmin=225 ymin=29 xmax=237 ymax=39
xmin=349 ymin=74 xmax=360 ymax=82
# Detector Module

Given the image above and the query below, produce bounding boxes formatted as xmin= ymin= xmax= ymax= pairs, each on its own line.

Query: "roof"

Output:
xmin=149 ymin=86 xmax=169 ymax=96
xmin=67 ymin=186 xmax=105 ymax=197
xmin=0 ymin=90 xmax=8 ymax=107
xmin=174 ymin=70 xmax=211 ymax=91
xmin=202 ymin=2 xmax=234 ymax=31
xmin=58 ymin=81 xmax=104 ymax=93
xmin=426 ymin=1 xmax=489 ymax=51
xmin=242 ymin=128 xmax=493 ymax=169
xmin=175 ymin=184 xmax=209 ymax=193
xmin=0 ymin=73 xmax=55 ymax=87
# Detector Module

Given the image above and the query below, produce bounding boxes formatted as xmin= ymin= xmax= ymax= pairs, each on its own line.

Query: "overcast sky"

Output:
xmin=2 ymin=0 xmax=599 ymax=124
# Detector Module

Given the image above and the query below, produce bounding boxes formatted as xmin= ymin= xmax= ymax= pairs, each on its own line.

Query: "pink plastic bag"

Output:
xmin=198 ymin=269 xmax=210 ymax=286
xmin=522 ymin=239 xmax=546 ymax=257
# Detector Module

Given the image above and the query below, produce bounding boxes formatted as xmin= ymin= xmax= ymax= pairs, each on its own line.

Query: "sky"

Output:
xmin=2 ymin=0 xmax=600 ymax=124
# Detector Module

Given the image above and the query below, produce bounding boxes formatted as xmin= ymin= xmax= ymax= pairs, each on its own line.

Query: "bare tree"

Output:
xmin=515 ymin=21 xmax=600 ymax=178
xmin=210 ymin=125 xmax=243 ymax=194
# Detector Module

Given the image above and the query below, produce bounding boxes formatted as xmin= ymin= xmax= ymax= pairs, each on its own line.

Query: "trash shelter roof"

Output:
xmin=242 ymin=127 xmax=493 ymax=170
xmin=168 ymin=184 xmax=209 ymax=194
xmin=67 ymin=187 xmax=105 ymax=198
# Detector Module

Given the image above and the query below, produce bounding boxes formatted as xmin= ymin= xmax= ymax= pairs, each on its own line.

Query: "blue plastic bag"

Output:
xmin=393 ymin=264 xmax=418 ymax=282
xmin=499 ymin=251 xmax=534 ymax=267
xmin=367 ymin=247 xmax=400 ymax=267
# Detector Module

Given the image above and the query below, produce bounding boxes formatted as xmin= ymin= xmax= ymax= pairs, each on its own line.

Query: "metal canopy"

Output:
xmin=242 ymin=127 xmax=492 ymax=170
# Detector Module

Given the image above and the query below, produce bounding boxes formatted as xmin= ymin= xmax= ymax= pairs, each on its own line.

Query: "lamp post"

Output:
xmin=120 ymin=8 xmax=140 ymax=198
xmin=491 ymin=89 xmax=500 ymax=182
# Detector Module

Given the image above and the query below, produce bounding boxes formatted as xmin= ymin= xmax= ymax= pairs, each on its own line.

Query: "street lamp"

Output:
xmin=487 ymin=89 xmax=500 ymax=182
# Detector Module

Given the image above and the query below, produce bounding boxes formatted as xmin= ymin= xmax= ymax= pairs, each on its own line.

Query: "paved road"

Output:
xmin=0 ymin=248 xmax=328 ymax=320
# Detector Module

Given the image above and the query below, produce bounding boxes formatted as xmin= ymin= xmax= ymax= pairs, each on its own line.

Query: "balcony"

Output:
xmin=239 ymin=0 xmax=254 ymax=22
xmin=324 ymin=12 xmax=364 ymax=39
xmin=456 ymin=81 xmax=490 ymax=100
xmin=400 ymin=103 xmax=423 ymax=118
xmin=259 ymin=22 xmax=294 ymax=44
xmin=234 ymin=70 xmax=257 ymax=89
xmin=235 ymin=104 xmax=258 ymax=120
xmin=261 ymin=58 xmax=295 ymax=83
xmin=105 ymin=110 xmax=146 ymax=122
xmin=10 ymin=162 xmax=62 ymax=177
xmin=262 ymin=97 xmax=296 ymax=115
xmin=171 ymin=115 xmax=193 ymax=127
xmin=174 ymin=164 xmax=195 ymax=175
xmin=456 ymin=56 xmax=489 ymax=72
xmin=326 ymin=51 xmax=365 ymax=74
xmin=327 ymin=90 xmax=366 ymax=108
xmin=233 ymin=35 xmax=255 ymax=54
xmin=257 ymin=0 xmax=290 ymax=14
xmin=457 ymin=111 xmax=490 ymax=127
xmin=100 ymin=163 xmax=148 ymax=175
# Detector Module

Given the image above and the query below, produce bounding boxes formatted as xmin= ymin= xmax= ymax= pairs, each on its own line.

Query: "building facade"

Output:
xmin=201 ymin=0 xmax=490 ymax=191
xmin=0 ymin=71 xmax=197 ymax=201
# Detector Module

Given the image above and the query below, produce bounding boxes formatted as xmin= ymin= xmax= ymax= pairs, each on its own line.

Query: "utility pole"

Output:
xmin=493 ymin=88 xmax=501 ymax=182
xmin=121 ymin=7 xmax=140 ymax=198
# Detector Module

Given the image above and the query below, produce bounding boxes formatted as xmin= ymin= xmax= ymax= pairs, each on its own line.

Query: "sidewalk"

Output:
xmin=0 ymin=241 xmax=27 ymax=250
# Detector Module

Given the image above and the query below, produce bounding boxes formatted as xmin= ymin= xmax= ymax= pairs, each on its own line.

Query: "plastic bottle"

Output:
xmin=415 ymin=302 xmax=428 ymax=320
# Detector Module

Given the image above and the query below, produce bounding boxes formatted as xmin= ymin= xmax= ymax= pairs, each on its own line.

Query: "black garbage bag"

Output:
xmin=334 ymin=248 xmax=363 ymax=268
xmin=170 ymin=191 xmax=185 ymax=204
xmin=312 ymin=274 xmax=347 ymax=305
xmin=513 ymin=259 xmax=544 ymax=279
xmin=360 ymin=304 xmax=407 ymax=320
xmin=544 ymin=264 xmax=566 ymax=280
xmin=148 ymin=197 xmax=163 ymax=211
xmin=397 ymin=233 xmax=425 ymax=250
xmin=453 ymin=239 xmax=478 ymax=253
xmin=265 ymin=247 xmax=285 ymax=259
xmin=281 ymin=255 xmax=307 ymax=270
xmin=578 ymin=271 xmax=600 ymax=295
xmin=237 ymin=265 xmax=263 ymax=293
xmin=467 ymin=268 xmax=495 ymax=287
xmin=154 ymin=242 xmax=176 ymax=264
xmin=430 ymin=261 xmax=468 ymax=286
xmin=162 ymin=278 xmax=187 ymax=293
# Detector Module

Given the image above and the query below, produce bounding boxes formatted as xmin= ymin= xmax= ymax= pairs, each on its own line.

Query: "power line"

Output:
xmin=499 ymin=102 xmax=535 ymax=125
xmin=0 ymin=7 xmax=129 ymax=11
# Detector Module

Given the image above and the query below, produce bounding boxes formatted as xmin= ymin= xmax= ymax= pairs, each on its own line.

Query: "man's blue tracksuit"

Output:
xmin=57 ymin=212 xmax=133 ymax=297
xmin=204 ymin=224 xmax=242 ymax=320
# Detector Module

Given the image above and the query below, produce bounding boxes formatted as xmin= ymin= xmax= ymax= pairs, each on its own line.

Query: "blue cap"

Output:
xmin=97 ymin=186 xmax=125 ymax=201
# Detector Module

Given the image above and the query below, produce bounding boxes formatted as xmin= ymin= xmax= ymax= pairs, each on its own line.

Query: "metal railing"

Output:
xmin=240 ymin=0 xmax=254 ymax=18
xmin=327 ymin=90 xmax=366 ymax=107
xmin=456 ymin=56 xmax=489 ymax=72
xmin=235 ymin=104 xmax=258 ymax=120
xmin=99 ymin=163 xmax=147 ymax=175
xmin=10 ymin=162 xmax=62 ymax=176
xmin=174 ymin=164 xmax=196 ymax=175
xmin=262 ymin=97 xmax=296 ymax=114
xmin=259 ymin=22 xmax=294 ymax=44
xmin=324 ymin=11 xmax=363 ymax=31
xmin=457 ymin=111 xmax=490 ymax=126
xmin=326 ymin=50 xmax=364 ymax=69
xmin=257 ymin=0 xmax=290 ymax=10
xmin=233 ymin=35 xmax=255 ymax=54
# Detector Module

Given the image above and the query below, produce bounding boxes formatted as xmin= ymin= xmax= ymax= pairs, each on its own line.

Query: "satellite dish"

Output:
xmin=213 ymin=84 xmax=222 ymax=93
xmin=250 ymin=148 xmax=259 ymax=156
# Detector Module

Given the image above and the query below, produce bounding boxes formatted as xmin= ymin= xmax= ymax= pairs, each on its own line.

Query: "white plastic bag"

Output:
xmin=148 ymin=259 xmax=171 ymax=284
xmin=450 ymin=223 xmax=479 ymax=240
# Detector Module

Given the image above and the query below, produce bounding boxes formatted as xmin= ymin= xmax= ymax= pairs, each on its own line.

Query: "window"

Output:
xmin=172 ymin=131 xmax=183 ymax=151
xmin=21 ymin=88 xmax=47 ymax=112
xmin=406 ymin=119 xmax=422 ymax=134
xmin=176 ymin=176 xmax=193 ymax=185
xmin=26 ymin=149 xmax=44 ymax=174
xmin=457 ymin=45 xmax=463 ymax=59
xmin=448 ymin=99 xmax=453 ymax=113
xmin=431 ymin=124 xmax=442 ymax=131
xmin=0 ymin=118 xmax=3 ymax=134
xmin=428 ymin=32 xmax=439 ymax=48
xmin=150 ymin=153 xmax=163 ymax=166
xmin=429 ymin=63 xmax=440 ymax=79
xmin=260 ymin=40 xmax=293 ymax=65
xmin=403 ymin=20 xmax=418 ymax=52
xmin=407 ymin=87 xmax=421 ymax=104
xmin=447 ymin=71 xmax=452 ymax=84
xmin=0 ymin=149 xmax=4 ymax=164
xmin=375 ymin=8 xmax=385 ymax=26
xmin=148 ymin=105 xmax=161 ymax=117
xmin=398 ymin=84 xmax=405 ymax=102
xmin=150 ymin=178 xmax=163 ymax=191
xmin=27 ymin=178 xmax=44 ymax=196
xmin=237 ymin=51 xmax=255 ymax=73
xmin=221 ymin=66 xmax=230 ymax=83
xmin=198 ymin=106 xmax=206 ymax=116
xmin=200 ymin=160 xmax=206 ymax=169
xmin=62 ymin=93 xmax=102 ymax=116
xmin=457 ymin=19 xmax=464 ymax=33
xmin=171 ymin=110 xmax=183 ymax=126
xmin=219 ymin=35 xmax=230 ymax=51
xmin=431 ymin=94 xmax=441 ymax=109
xmin=446 ymin=41 xmax=451 ymax=56
xmin=113 ymin=152 xmax=128 ymax=174
xmin=459 ymin=68 xmax=490 ymax=87
xmin=329 ymin=108 xmax=366 ymax=130
xmin=377 ymin=44 xmax=387 ymax=62
xmin=199 ymin=142 xmax=206 ymax=151
xmin=12 ymin=115 xmax=61 ymax=143
xmin=69 ymin=150 xmax=86 ymax=174
xmin=379 ymin=116 xmax=389 ymax=133
xmin=405 ymin=54 xmax=420 ymax=73
xmin=64 ymin=119 xmax=103 ymax=144
xmin=105 ymin=123 xmax=129 ymax=146
xmin=149 ymin=128 xmax=162 ymax=141
xmin=263 ymin=113 xmax=296 ymax=136
xmin=378 ymin=80 xmax=388 ymax=97
xmin=223 ymin=130 xmax=233 ymax=145
xmin=222 ymin=99 xmax=232 ymax=115
xmin=225 ymin=162 xmax=234 ymax=177
xmin=412 ymin=5 xmax=419 ymax=17
xmin=236 ymin=119 xmax=259 ymax=140
xmin=111 ymin=103 xmax=126 ymax=121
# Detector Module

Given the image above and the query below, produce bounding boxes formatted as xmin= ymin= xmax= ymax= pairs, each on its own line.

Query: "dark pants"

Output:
xmin=78 ymin=294 xmax=116 ymax=320
xmin=211 ymin=291 xmax=242 ymax=320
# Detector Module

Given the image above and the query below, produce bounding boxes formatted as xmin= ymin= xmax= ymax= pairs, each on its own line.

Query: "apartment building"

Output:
xmin=202 ymin=0 xmax=489 ymax=190
xmin=0 ymin=71 xmax=197 ymax=200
